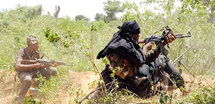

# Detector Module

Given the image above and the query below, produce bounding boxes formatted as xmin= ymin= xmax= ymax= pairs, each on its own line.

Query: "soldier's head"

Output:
xmin=119 ymin=20 xmax=140 ymax=41
xmin=26 ymin=35 xmax=39 ymax=51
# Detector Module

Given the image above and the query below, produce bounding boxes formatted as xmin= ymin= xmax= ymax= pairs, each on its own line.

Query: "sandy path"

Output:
xmin=0 ymin=70 xmax=214 ymax=104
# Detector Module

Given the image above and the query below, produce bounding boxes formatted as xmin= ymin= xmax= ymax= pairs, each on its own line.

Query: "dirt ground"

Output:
xmin=0 ymin=70 xmax=100 ymax=104
xmin=0 ymin=69 xmax=214 ymax=104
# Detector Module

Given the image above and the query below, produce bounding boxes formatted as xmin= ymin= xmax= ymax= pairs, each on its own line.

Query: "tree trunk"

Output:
xmin=53 ymin=5 xmax=60 ymax=18
xmin=210 ymin=7 xmax=215 ymax=23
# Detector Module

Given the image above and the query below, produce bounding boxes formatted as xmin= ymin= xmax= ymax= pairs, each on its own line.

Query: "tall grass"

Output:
xmin=0 ymin=2 xmax=215 ymax=103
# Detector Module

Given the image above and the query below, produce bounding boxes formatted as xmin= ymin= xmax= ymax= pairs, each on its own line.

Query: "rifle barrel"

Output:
xmin=172 ymin=45 xmax=193 ymax=65
xmin=175 ymin=34 xmax=192 ymax=38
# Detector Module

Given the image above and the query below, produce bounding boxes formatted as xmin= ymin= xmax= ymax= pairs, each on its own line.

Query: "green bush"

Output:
xmin=178 ymin=86 xmax=215 ymax=103
xmin=0 ymin=1 xmax=215 ymax=103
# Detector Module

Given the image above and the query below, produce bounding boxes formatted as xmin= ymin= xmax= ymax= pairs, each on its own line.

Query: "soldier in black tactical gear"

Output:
xmin=96 ymin=20 xmax=177 ymax=98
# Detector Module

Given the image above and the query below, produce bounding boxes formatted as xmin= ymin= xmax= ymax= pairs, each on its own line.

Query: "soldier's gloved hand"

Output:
xmin=34 ymin=63 xmax=45 ymax=69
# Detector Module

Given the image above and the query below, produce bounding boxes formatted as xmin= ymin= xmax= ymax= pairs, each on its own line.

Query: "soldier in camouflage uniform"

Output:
xmin=14 ymin=35 xmax=58 ymax=102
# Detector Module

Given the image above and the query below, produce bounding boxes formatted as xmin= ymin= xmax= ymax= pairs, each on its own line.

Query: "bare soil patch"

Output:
xmin=0 ymin=70 xmax=214 ymax=104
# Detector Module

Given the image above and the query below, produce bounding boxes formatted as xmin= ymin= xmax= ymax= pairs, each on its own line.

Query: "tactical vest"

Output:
xmin=21 ymin=48 xmax=40 ymax=65
xmin=107 ymin=53 xmax=137 ymax=79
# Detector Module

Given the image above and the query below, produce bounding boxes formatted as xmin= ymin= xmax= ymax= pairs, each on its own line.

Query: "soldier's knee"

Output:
xmin=23 ymin=76 xmax=32 ymax=84
xmin=50 ymin=67 xmax=57 ymax=76
xmin=138 ymin=64 xmax=150 ymax=74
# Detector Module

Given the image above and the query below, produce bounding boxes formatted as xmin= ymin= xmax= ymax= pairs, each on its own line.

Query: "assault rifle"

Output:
xmin=143 ymin=26 xmax=192 ymax=55
xmin=22 ymin=59 xmax=73 ymax=67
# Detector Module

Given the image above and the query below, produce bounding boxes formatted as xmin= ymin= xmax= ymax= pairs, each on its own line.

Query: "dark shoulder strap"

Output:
xmin=24 ymin=48 xmax=31 ymax=60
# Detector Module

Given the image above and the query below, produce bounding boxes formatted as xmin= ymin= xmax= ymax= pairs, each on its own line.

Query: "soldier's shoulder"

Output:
xmin=18 ymin=48 xmax=25 ymax=52
xmin=17 ymin=48 xmax=26 ymax=55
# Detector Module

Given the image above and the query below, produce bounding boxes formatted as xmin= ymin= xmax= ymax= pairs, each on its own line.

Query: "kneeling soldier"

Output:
xmin=14 ymin=35 xmax=58 ymax=102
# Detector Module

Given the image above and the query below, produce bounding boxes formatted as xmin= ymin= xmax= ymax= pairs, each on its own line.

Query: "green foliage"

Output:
xmin=44 ymin=27 xmax=61 ymax=43
xmin=104 ymin=0 xmax=123 ymax=22
xmin=24 ymin=98 xmax=42 ymax=104
xmin=121 ymin=2 xmax=141 ymax=22
xmin=89 ymin=90 xmax=138 ymax=104
xmin=74 ymin=88 xmax=84 ymax=103
xmin=2 ymin=5 xmax=42 ymax=23
xmin=0 ymin=1 xmax=215 ymax=103
xmin=160 ymin=94 xmax=169 ymax=104
xmin=94 ymin=13 xmax=106 ymax=21
xmin=75 ymin=15 xmax=90 ymax=22
xmin=178 ymin=85 xmax=215 ymax=103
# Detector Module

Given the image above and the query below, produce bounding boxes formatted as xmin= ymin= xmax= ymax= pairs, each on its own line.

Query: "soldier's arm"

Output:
xmin=142 ymin=42 xmax=161 ymax=63
xmin=139 ymin=34 xmax=176 ymax=63
xmin=138 ymin=38 xmax=161 ymax=63
xmin=137 ymin=39 xmax=145 ymax=44
xmin=14 ymin=49 xmax=44 ymax=71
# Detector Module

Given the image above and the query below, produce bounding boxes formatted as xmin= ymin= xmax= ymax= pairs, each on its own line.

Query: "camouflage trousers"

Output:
xmin=17 ymin=67 xmax=57 ymax=99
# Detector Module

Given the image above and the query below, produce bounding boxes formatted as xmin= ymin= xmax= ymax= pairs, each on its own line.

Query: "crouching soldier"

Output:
xmin=138 ymin=34 xmax=185 ymax=93
xmin=95 ymin=20 xmax=176 ymax=99
xmin=14 ymin=35 xmax=58 ymax=103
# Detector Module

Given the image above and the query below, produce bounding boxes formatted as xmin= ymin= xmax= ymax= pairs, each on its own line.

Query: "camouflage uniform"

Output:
xmin=15 ymin=36 xmax=57 ymax=100
xmin=107 ymin=53 xmax=137 ymax=79
xmin=101 ymin=53 xmax=154 ymax=98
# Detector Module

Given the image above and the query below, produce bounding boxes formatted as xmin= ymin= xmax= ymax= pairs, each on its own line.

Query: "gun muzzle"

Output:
xmin=175 ymin=34 xmax=192 ymax=38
